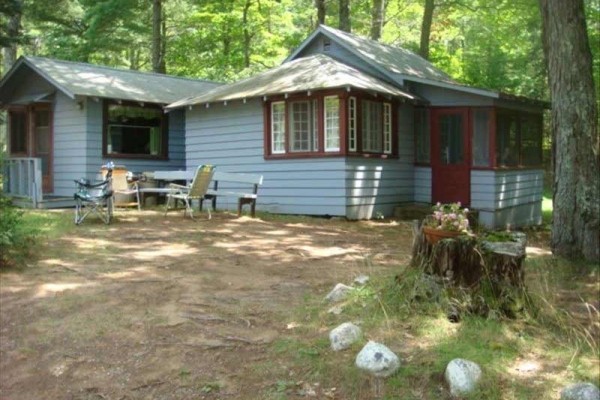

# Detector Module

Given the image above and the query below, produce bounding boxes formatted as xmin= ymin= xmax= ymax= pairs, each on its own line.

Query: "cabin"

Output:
xmin=1 ymin=25 xmax=546 ymax=228
xmin=166 ymin=25 xmax=547 ymax=228
xmin=0 ymin=56 xmax=220 ymax=207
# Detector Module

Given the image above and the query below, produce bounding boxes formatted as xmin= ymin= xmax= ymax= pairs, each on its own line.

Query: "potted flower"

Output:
xmin=422 ymin=202 xmax=471 ymax=244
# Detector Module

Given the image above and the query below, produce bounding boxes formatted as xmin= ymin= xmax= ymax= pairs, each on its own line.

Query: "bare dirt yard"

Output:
xmin=1 ymin=210 xmax=414 ymax=400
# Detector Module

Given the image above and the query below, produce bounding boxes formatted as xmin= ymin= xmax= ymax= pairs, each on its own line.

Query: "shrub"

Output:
xmin=0 ymin=194 xmax=39 ymax=268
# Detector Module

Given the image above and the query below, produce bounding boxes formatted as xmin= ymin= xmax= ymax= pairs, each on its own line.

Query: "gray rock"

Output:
xmin=444 ymin=358 xmax=482 ymax=397
xmin=355 ymin=341 xmax=400 ymax=378
xmin=325 ymin=283 xmax=354 ymax=303
xmin=353 ymin=274 xmax=370 ymax=285
xmin=561 ymin=383 xmax=600 ymax=400
xmin=329 ymin=322 xmax=362 ymax=351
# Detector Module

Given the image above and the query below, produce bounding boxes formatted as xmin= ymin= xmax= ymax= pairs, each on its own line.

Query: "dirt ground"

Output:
xmin=0 ymin=210 xmax=416 ymax=400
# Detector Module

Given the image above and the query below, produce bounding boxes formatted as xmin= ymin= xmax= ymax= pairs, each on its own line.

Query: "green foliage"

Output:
xmin=0 ymin=194 xmax=38 ymax=268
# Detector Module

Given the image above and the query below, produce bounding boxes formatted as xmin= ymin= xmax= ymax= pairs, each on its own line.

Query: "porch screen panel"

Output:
xmin=34 ymin=109 xmax=51 ymax=175
xmin=414 ymin=108 xmax=430 ymax=163
xmin=472 ymin=109 xmax=490 ymax=167
xmin=439 ymin=114 xmax=463 ymax=165
xmin=520 ymin=114 xmax=542 ymax=165
xmin=9 ymin=110 xmax=27 ymax=154
xmin=496 ymin=114 xmax=519 ymax=166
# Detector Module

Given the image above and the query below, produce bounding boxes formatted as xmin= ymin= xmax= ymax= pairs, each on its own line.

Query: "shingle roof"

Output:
xmin=1 ymin=56 xmax=221 ymax=104
xmin=303 ymin=25 xmax=455 ymax=84
xmin=166 ymin=54 xmax=419 ymax=110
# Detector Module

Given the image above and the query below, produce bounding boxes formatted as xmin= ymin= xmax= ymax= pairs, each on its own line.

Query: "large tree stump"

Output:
xmin=410 ymin=221 xmax=528 ymax=316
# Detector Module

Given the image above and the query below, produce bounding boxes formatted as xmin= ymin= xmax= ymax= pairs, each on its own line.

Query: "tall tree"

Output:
xmin=152 ymin=0 xmax=166 ymax=73
xmin=540 ymin=0 xmax=599 ymax=262
xmin=1 ymin=0 xmax=22 ymax=74
xmin=339 ymin=0 xmax=350 ymax=32
xmin=419 ymin=0 xmax=434 ymax=60
xmin=370 ymin=0 xmax=384 ymax=40
xmin=315 ymin=0 xmax=326 ymax=25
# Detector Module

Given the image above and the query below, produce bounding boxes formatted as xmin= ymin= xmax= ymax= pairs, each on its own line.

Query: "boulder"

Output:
xmin=444 ymin=358 xmax=482 ymax=397
xmin=329 ymin=322 xmax=362 ymax=351
xmin=561 ymin=382 xmax=600 ymax=400
xmin=355 ymin=341 xmax=400 ymax=378
xmin=325 ymin=283 xmax=354 ymax=303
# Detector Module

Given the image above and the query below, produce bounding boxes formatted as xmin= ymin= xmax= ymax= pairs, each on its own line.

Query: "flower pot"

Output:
xmin=422 ymin=226 xmax=463 ymax=244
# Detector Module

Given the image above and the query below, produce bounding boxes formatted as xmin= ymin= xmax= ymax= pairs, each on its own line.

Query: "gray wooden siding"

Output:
xmin=84 ymin=100 xmax=186 ymax=175
xmin=1 ymin=65 xmax=55 ymax=102
xmin=471 ymin=169 xmax=543 ymax=228
xmin=51 ymin=92 xmax=88 ymax=196
xmin=414 ymin=167 xmax=432 ymax=203
xmin=185 ymin=100 xmax=347 ymax=216
xmin=295 ymin=34 xmax=395 ymax=85
xmin=410 ymin=82 xmax=494 ymax=107
xmin=345 ymin=103 xmax=415 ymax=218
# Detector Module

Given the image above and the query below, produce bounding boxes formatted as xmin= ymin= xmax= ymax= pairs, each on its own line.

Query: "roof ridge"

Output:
xmin=23 ymin=55 xmax=221 ymax=85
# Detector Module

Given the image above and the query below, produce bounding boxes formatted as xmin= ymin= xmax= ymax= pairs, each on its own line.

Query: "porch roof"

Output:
xmin=166 ymin=54 xmax=420 ymax=110
xmin=0 ymin=56 xmax=222 ymax=105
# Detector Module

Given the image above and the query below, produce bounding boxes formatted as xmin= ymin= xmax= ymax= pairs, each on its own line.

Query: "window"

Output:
xmin=348 ymin=97 xmax=357 ymax=151
xmin=9 ymin=109 xmax=27 ymax=154
xmin=496 ymin=110 xmax=543 ymax=167
xmin=271 ymin=102 xmax=285 ymax=154
xmin=362 ymin=100 xmax=383 ymax=152
xmin=439 ymin=114 xmax=464 ymax=164
xmin=414 ymin=108 xmax=430 ymax=163
xmin=324 ymin=96 xmax=340 ymax=151
xmin=472 ymin=109 xmax=491 ymax=167
xmin=264 ymin=91 xmax=396 ymax=158
xmin=104 ymin=102 xmax=167 ymax=158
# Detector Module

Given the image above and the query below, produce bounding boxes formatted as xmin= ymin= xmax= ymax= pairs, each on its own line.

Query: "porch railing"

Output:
xmin=2 ymin=157 xmax=43 ymax=208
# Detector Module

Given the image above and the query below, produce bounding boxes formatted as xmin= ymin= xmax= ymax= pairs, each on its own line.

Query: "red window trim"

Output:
xmin=102 ymin=100 xmax=169 ymax=160
xmin=263 ymin=89 xmax=398 ymax=160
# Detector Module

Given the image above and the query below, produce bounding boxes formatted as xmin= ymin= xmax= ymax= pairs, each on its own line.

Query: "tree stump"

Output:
xmin=410 ymin=221 xmax=528 ymax=316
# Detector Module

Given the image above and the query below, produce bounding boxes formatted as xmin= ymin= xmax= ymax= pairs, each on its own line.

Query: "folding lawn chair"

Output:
xmin=164 ymin=165 xmax=215 ymax=220
xmin=74 ymin=163 xmax=114 ymax=225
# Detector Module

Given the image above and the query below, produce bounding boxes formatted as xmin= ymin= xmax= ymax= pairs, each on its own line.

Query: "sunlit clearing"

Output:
xmin=39 ymin=259 xmax=76 ymax=268
xmin=129 ymin=244 xmax=199 ymax=261
xmin=527 ymin=246 xmax=552 ymax=257
xmin=35 ymin=282 xmax=96 ymax=298
xmin=263 ymin=230 xmax=291 ymax=236
xmin=286 ymin=322 xmax=301 ymax=330
xmin=70 ymin=237 xmax=113 ymax=249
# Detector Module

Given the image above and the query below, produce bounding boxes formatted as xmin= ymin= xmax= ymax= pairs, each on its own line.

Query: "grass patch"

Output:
xmin=258 ymin=255 xmax=599 ymax=399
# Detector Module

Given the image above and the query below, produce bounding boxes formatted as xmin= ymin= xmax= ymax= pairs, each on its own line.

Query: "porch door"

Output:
xmin=431 ymin=108 xmax=470 ymax=205
xmin=31 ymin=104 xmax=53 ymax=193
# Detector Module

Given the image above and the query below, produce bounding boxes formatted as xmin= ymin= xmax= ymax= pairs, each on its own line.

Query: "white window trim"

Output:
xmin=383 ymin=103 xmax=392 ymax=154
xmin=348 ymin=96 xmax=357 ymax=152
xmin=271 ymin=101 xmax=286 ymax=154
xmin=324 ymin=95 xmax=340 ymax=152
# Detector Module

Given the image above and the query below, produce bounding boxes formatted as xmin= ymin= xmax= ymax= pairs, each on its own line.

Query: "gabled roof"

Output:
xmin=0 ymin=56 xmax=221 ymax=105
xmin=287 ymin=25 xmax=455 ymax=85
xmin=166 ymin=54 xmax=419 ymax=110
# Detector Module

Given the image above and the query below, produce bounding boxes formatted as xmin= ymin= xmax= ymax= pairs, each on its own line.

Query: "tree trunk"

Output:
xmin=540 ymin=0 xmax=599 ymax=262
xmin=151 ymin=0 xmax=166 ymax=73
xmin=370 ymin=0 xmax=384 ymax=41
xmin=315 ymin=0 xmax=326 ymax=25
xmin=242 ymin=0 xmax=253 ymax=68
xmin=419 ymin=0 xmax=435 ymax=60
xmin=1 ymin=2 xmax=21 ymax=74
xmin=338 ymin=0 xmax=351 ymax=32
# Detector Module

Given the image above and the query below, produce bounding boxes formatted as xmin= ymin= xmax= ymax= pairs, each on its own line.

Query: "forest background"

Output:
xmin=0 ymin=0 xmax=598 ymax=106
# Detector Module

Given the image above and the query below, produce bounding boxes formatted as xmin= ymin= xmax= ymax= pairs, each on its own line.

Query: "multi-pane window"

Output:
xmin=289 ymin=100 xmax=318 ymax=152
xmin=104 ymin=102 xmax=167 ymax=158
xmin=362 ymin=100 xmax=383 ymax=152
xmin=271 ymin=102 xmax=285 ymax=154
xmin=324 ymin=96 xmax=340 ymax=151
xmin=348 ymin=97 xmax=357 ymax=151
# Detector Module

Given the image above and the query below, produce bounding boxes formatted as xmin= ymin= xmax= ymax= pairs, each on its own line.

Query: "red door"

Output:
xmin=31 ymin=104 xmax=53 ymax=193
xmin=431 ymin=108 xmax=470 ymax=205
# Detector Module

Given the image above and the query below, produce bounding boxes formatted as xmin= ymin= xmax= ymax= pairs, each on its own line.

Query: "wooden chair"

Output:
xmin=164 ymin=165 xmax=215 ymax=219
xmin=102 ymin=166 xmax=141 ymax=211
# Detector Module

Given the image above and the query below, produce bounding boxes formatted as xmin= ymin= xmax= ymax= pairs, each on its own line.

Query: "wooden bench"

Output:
xmin=148 ymin=170 xmax=264 ymax=217
xmin=202 ymin=171 xmax=264 ymax=217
